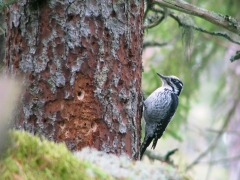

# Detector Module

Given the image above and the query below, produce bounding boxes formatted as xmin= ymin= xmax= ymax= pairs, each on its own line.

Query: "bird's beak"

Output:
xmin=157 ymin=73 xmax=167 ymax=80
xmin=157 ymin=73 xmax=168 ymax=86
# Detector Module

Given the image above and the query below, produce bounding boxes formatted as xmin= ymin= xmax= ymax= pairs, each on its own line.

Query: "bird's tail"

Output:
xmin=140 ymin=136 xmax=153 ymax=160
xmin=151 ymin=138 xmax=159 ymax=150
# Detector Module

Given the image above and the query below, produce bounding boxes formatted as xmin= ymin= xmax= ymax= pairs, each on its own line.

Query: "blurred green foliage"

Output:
xmin=142 ymin=0 xmax=240 ymax=140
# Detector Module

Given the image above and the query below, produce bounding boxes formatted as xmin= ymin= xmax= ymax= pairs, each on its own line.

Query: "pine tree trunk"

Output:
xmin=0 ymin=13 xmax=5 ymax=65
xmin=4 ymin=0 xmax=144 ymax=159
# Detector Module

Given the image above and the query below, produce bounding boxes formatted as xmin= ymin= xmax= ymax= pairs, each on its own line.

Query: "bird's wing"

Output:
xmin=151 ymin=92 xmax=178 ymax=149
xmin=144 ymin=89 xmax=176 ymax=122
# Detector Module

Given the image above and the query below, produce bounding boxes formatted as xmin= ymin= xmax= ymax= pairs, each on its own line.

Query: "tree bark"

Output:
xmin=0 ymin=13 xmax=5 ymax=65
xmin=4 ymin=0 xmax=144 ymax=159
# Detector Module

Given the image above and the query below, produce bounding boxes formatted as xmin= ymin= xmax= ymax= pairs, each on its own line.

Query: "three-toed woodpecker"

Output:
xmin=140 ymin=73 xmax=183 ymax=159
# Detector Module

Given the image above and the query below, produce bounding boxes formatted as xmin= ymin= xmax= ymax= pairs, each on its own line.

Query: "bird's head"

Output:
xmin=157 ymin=73 xmax=183 ymax=96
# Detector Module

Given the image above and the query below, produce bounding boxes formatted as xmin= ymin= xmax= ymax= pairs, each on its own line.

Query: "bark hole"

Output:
xmin=91 ymin=122 xmax=97 ymax=132
xmin=77 ymin=90 xmax=85 ymax=101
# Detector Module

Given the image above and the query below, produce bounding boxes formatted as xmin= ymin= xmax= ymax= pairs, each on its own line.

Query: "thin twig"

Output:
xmin=164 ymin=148 xmax=178 ymax=162
xmin=205 ymin=153 xmax=213 ymax=180
xmin=144 ymin=0 xmax=151 ymax=20
xmin=143 ymin=41 xmax=168 ymax=48
xmin=230 ymin=51 xmax=240 ymax=62
xmin=206 ymin=128 xmax=240 ymax=136
xmin=202 ymin=154 xmax=240 ymax=164
xmin=184 ymin=26 xmax=240 ymax=45
xmin=144 ymin=15 xmax=165 ymax=29
xmin=185 ymin=100 xmax=238 ymax=171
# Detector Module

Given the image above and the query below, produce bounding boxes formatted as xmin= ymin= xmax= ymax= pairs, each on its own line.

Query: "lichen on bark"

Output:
xmin=4 ymin=0 xmax=144 ymax=159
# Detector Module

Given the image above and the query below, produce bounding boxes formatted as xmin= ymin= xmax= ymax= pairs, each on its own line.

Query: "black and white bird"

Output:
xmin=140 ymin=73 xmax=183 ymax=159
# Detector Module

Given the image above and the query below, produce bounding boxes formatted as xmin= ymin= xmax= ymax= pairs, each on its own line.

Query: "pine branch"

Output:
xmin=151 ymin=7 xmax=240 ymax=45
xmin=153 ymin=0 xmax=240 ymax=35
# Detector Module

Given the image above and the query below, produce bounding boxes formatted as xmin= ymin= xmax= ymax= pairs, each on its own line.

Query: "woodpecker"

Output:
xmin=140 ymin=73 xmax=183 ymax=159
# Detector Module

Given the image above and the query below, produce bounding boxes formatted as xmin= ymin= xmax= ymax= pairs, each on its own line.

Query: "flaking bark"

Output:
xmin=4 ymin=0 xmax=144 ymax=159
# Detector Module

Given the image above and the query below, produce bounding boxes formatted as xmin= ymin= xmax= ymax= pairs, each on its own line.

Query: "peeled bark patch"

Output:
xmin=4 ymin=0 xmax=144 ymax=159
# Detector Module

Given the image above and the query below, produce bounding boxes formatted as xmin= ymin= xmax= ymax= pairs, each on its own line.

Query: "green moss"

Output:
xmin=0 ymin=131 xmax=112 ymax=180
xmin=0 ymin=131 xmax=192 ymax=180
